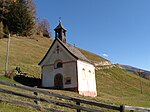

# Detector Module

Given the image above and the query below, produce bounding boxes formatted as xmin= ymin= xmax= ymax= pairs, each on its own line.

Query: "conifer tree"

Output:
xmin=0 ymin=0 xmax=17 ymax=37
xmin=4 ymin=0 xmax=36 ymax=36
xmin=0 ymin=0 xmax=10 ymax=38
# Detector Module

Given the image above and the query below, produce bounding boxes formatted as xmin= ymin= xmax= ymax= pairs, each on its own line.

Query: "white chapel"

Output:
xmin=38 ymin=21 xmax=97 ymax=97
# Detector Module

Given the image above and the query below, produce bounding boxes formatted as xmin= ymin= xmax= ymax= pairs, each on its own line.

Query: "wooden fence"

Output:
xmin=0 ymin=80 xmax=149 ymax=112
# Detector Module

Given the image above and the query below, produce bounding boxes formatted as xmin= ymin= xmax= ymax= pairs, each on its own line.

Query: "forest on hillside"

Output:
xmin=0 ymin=0 xmax=51 ymax=38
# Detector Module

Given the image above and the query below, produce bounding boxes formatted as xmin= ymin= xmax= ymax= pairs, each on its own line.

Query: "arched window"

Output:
xmin=82 ymin=68 xmax=86 ymax=80
xmin=89 ymin=70 xmax=92 ymax=79
xmin=89 ymin=70 xmax=91 ymax=73
xmin=54 ymin=60 xmax=63 ymax=69
xmin=57 ymin=62 xmax=63 ymax=68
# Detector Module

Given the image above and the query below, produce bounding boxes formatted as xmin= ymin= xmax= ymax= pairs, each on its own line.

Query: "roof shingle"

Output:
xmin=57 ymin=38 xmax=92 ymax=64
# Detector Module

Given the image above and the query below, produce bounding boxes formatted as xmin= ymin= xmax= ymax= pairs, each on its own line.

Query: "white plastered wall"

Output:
xmin=77 ymin=60 xmax=97 ymax=97
xmin=41 ymin=40 xmax=77 ymax=88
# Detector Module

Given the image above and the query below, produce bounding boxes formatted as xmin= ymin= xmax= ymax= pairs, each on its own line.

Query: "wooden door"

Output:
xmin=54 ymin=74 xmax=63 ymax=89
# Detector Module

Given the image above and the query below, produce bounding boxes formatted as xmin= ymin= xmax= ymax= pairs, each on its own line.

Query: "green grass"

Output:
xmin=79 ymin=48 xmax=109 ymax=63
xmin=0 ymin=36 xmax=52 ymax=77
xmin=95 ymin=67 xmax=150 ymax=107
xmin=0 ymin=102 xmax=36 ymax=112
xmin=0 ymin=36 xmax=150 ymax=111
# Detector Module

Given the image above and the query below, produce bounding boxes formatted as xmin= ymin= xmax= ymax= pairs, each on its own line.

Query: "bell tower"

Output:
xmin=54 ymin=18 xmax=67 ymax=43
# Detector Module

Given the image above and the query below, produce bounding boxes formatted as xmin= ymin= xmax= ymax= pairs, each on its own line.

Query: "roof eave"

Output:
xmin=56 ymin=38 xmax=78 ymax=60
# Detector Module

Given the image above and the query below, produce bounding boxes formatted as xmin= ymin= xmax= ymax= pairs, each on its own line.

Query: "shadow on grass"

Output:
xmin=14 ymin=75 xmax=41 ymax=87
xmin=13 ymin=75 xmax=77 ymax=92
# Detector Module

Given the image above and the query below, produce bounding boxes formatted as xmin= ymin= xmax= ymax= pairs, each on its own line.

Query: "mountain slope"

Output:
xmin=0 ymin=36 xmax=150 ymax=109
xmin=96 ymin=67 xmax=150 ymax=107
xmin=121 ymin=64 xmax=150 ymax=79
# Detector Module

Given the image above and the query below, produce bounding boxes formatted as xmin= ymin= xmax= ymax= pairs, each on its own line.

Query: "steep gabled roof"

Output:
xmin=57 ymin=38 xmax=92 ymax=64
xmin=38 ymin=38 xmax=92 ymax=65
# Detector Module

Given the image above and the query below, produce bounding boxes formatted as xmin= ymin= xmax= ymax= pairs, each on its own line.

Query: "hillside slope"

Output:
xmin=96 ymin=67 xmax=150 ymax=107
xmin=0 ymin=36 xmax=52 ymax=77
xmin=0 ymin=36 xmax=109 ymax=77
xmin=120 ymin=64 xmax=150 ymax=79
xmin=0 ymin=36 xmax=150 ymax=110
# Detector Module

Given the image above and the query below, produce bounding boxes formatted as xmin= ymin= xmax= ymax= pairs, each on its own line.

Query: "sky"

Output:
xmin=33 ymin=0 xmax=150 ymax=71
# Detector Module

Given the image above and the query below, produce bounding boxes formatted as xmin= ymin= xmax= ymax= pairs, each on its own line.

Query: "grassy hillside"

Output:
xmin=96 ymin=67 xmax=150 ymax=107
xmin=79 ymin=48 xmax=109 ymax=63
xmin=0 ymin=36 xmax=108 ymax=77
xmin=0 ymin=35 xmax=52 ymax=77
xmin=0 ymin=36 xmax=150 ymax=111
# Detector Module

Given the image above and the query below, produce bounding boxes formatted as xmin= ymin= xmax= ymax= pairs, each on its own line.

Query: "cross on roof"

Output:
xmin=59 ymin=17 xmax=62 ymax=24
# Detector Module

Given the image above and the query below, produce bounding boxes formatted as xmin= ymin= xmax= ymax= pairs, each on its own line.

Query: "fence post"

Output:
xmin=33 ymin=86 xmax=41 ymax=110
xmin=76 ymin=101 xmax=81 ymax=112
xmin=34 ymin=91 xmax=38 ymax=104
xmin=120 ymin=105 xmax=125 ymax=112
